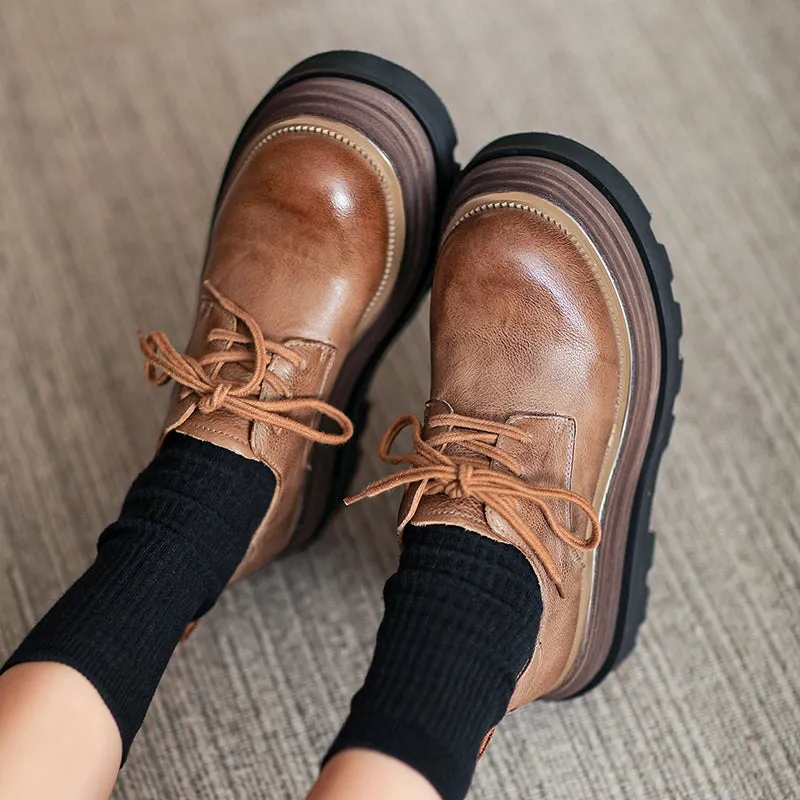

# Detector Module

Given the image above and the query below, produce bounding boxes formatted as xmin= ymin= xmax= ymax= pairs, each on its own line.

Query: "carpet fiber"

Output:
xmin=1 ymin=1 xmax=799 ymax=798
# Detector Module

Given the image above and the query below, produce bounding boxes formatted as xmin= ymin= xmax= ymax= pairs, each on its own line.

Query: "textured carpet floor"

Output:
xmin=2 ymin=1 xmax=799 ymax=798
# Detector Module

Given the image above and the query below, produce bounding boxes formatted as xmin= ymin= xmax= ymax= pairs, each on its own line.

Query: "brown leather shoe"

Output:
xmin=139 ymin=51 xmax=457 ymax=584
xmin=349 ymin=134 xmax=682 ymax=709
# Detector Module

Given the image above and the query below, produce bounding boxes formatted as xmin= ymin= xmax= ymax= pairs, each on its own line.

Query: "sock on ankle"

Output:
xmin=325 ymin=524 xmax=542 ymax=800
xmin=1 ymin=432 xmax=275 ymax=761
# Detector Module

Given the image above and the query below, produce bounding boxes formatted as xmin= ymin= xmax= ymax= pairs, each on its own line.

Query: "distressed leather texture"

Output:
xmin=166 ymin=129 xmax=393 ymax=580
xmin=406 ymin=207 xmax=629 ymax=702
xmin=5 ymin=4 xmax=799 ymax=797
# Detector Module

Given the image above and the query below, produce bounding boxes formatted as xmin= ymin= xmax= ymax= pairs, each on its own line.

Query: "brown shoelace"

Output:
xmin=345 ymin=413 xmax=602 ymax=594
xmin=139 ymin=280 xmax=353 ymax=445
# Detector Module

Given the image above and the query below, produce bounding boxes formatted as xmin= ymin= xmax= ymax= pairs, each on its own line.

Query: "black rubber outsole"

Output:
xmin=466 ymin=134 xmax=683 ymax=695
xmin=209 ymin=51 xmax=458 ymax=551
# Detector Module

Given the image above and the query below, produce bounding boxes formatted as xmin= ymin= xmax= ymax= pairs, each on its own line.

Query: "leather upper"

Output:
xmin=159 ymin=127 xmax=396 ymax=580
xmin=403 ymin=204 xmax=629 ymax=703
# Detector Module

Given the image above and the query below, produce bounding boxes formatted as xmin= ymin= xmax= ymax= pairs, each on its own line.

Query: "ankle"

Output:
xmin=326 ymin=525 xmax=541 ymax=800
xmin=309 ymin=750 xmax=440 ymax=800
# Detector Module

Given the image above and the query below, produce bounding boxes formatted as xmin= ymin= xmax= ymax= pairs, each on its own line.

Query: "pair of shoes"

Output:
xmin=139 ymin=51 xmax=682 ymax=716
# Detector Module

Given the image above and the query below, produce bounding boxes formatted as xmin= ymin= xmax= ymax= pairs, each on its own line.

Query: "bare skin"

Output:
xmin=307 ymin=749 xmax=441 ymax=800
xmin=0 ymin=663 xmax=438 ymax=800
xmin=0 ymin=662 xmax=121 ymax=800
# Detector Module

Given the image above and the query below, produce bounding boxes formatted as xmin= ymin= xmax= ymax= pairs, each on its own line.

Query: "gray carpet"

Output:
xmin=2 ymin=0 xmax=799 ymax=797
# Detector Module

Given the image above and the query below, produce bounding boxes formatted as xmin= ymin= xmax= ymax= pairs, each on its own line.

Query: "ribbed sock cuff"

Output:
xmin=325 ymin=525 xmax=542 ymax=800
xmin=1 ymin=433 xmax=275 ymax=761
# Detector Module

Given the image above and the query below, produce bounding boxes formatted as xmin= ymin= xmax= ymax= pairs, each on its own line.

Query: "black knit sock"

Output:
xmin=1 ymin=432 xmax=275 ymax=761
xmin=325 ymin=524 xmax=542 ymax=800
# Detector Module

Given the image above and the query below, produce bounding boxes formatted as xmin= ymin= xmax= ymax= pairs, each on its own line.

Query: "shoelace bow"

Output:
xmin=346 ymin=413 xmax=602 ymax=595
xmin=138 ymin=280 xmax=353 ymax=445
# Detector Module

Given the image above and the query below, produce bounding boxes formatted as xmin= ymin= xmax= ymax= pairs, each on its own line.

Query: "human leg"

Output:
xmin=0 ymin=51 xmax=455 ymax=799
xmin=312 ymin=134 xmax=681 ymax=800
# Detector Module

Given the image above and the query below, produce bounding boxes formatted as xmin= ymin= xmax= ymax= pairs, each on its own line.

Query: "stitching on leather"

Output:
xmin=422 ymin=507 xmax=486 ymax=525
xmin=281 ymin=340 xmax=337 ymax=396
xmin=267 ymin=339 xmax=336 ymax=400
xmin=282 ymin=339 xmax=337 ymax=364
xmin=227 ymin=124 xmax=397 ymax=322
xmin=507 ymin=411 xmax=577 ymax=522
xmin=494 ymin=412 xmax=579 ymax=533
xmin=561 ymin=418 xmax=577 ymax=529
xmin=449 ymin=201 xmax=628 ymax=439
xmin=255 ymin=339 xmax=338 ymax=441
xmin=188 ymin=422 xmax=249 ymax=447
xmin=309 ymin=342 xmax=337 ymax=396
